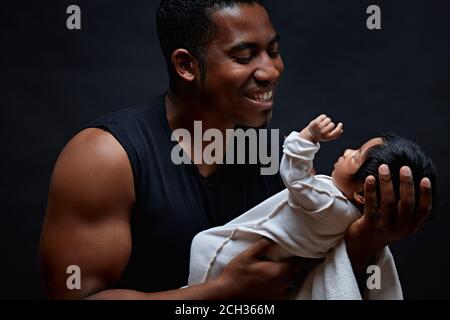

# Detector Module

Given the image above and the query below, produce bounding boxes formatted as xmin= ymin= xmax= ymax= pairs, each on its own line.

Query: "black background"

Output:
xmin=1 ymin=0 xmax=449 ymax=299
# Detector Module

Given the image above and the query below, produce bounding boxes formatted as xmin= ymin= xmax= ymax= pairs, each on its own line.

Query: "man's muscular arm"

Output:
xmin=39 ymin=129 xmax=315 ymax=300
xmin=39 ymin=128 xmax=136 ymax=299
xmin=39 ymin=128 xmax=228 ymax=299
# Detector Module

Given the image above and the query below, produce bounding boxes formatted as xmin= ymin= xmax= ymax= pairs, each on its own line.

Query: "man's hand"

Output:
xmin=345 ymin=164 xmax=433 ymax=273
xmin=213 ymin=238 xmax=321 ymax=299
xmin=300 ymin=114 xmax=343 ymax=144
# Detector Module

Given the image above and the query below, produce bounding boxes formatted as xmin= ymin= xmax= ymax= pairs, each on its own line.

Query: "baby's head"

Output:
xmin=332 ymin=134 xmax=437 ymax=216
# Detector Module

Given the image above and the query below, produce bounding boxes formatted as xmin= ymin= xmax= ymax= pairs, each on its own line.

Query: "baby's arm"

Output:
xmin=281 ymin=115 xmax=344 ymax=211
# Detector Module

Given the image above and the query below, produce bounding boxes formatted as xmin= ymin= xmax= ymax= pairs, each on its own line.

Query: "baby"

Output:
xmin=187 ymin=115 xmax=437 ymax=293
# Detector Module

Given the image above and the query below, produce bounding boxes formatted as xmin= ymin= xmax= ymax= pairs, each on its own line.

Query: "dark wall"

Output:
xmin=1 ymin=0 xmax=449 ymax=299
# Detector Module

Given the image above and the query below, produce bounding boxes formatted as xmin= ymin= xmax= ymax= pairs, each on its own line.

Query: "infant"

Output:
xmin=188 ymin=115 xmax=437 ymax=291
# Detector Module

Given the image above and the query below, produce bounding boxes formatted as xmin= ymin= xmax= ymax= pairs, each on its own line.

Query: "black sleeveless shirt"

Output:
xmin=83 ymin=94 xmax=284 ymax=292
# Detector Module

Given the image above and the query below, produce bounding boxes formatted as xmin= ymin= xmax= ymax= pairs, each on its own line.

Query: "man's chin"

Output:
xmin=241 ymin=110 xmax=272 ymax=128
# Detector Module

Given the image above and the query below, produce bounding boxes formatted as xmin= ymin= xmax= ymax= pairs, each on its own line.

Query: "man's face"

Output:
xmin=199 ymin=3 xmax=284 ymax=128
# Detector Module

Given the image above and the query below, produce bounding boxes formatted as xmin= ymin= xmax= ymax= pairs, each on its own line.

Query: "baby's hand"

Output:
xmin=300 ymin=114 xmax=343 ymax=143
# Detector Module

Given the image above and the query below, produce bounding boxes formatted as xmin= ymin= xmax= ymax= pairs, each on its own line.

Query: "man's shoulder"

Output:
xmin=52 ymin=127 xmax=134 ymax=205
xmin=64 ymin=128 xmax=130 ymax=169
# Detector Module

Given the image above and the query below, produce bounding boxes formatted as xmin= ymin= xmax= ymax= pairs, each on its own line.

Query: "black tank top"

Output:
xmin=83 ymin=94 xmax=284 ymax=292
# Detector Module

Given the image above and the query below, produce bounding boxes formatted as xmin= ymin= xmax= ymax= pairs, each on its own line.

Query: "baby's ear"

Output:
xmin=353 ymin=190 xmax=365 ymax=205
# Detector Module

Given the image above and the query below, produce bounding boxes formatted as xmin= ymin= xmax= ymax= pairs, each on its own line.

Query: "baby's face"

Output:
xmin=332 ymin=137 xmax=383 ymax=199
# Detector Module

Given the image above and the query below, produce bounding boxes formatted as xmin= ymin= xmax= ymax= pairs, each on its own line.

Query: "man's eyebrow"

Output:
xmin=229 ymin=42 xmax=258 ymax=52
xmin=229 ymin=34 xmax=280 ymax=52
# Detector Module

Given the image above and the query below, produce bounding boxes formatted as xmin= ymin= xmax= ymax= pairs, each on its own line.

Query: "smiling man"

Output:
xmin=39 ymin=0 xmax=432 ymax=299
xmin=193 ymin=3 xmax=282 ymax=128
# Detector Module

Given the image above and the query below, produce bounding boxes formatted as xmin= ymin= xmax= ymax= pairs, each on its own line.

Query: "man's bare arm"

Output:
xmin=39 ymin=128 xmax=137 ymax=298
xmin=39 ymin=129 xmax=233 ymax=299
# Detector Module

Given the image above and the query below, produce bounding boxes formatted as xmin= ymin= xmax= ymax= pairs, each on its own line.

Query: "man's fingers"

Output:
xmin=378 ymin=164 xmax=396 ymax=226
xmin=410 ymin=178 xmax=432 ymax=233
xmin=364 ymin=175 xmax=379 ymax=221
xmin=244 ymin=237 xmax=275 ymax=259
xmin=397 ymin=166 xmax=415 ymax=233
xmin=274 ymin=256 xmax=324 ymax=275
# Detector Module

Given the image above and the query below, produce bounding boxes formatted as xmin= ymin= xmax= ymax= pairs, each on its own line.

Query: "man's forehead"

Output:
xmin=210 ymin=4 xmax=277 ymax=46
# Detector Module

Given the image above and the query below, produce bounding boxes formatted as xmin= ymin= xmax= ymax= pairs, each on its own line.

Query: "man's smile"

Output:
xmin=244 ymin=90 xmax=273 ymax=102
xmin=243 ymin=89 xmax=274 ymax=110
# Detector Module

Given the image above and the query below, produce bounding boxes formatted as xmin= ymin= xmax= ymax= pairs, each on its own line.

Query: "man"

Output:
xmin=39 ymin=0 xmax=432 ymax=299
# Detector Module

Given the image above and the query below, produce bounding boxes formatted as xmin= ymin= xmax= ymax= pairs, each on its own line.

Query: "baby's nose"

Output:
xmin=344 ymin=149 xmax=352 ymax=158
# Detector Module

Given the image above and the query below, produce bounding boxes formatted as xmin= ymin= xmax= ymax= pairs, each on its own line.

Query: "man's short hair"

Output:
xmin=354 ymin=133 xmax=438 ymax=218
xmin=156 ymin=0 xmax=264 ymax=87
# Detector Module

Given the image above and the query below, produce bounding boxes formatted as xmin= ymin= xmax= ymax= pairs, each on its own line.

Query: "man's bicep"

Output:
xmin=39 ymin=212 xmax=131 ymax=298
xmin=39 ymin=129 xmax=134 ymax=299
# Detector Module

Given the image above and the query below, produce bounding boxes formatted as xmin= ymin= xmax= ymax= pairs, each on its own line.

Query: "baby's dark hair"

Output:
xmin=353 ymin=133 xmax=438 ymax=219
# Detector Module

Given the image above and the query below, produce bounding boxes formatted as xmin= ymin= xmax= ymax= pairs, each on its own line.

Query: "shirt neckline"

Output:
xmin=156 ymin=92 xmax=228 ymax=183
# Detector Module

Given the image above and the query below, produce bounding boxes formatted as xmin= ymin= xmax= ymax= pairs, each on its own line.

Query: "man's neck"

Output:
xmin=165 ymin=89 xmax=235 ymax=133
xmin=165 ymin=89 xmax=236 ymax=177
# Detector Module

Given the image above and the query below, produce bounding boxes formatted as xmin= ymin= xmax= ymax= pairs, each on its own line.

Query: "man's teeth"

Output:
xmin=247 ymin=90 xmax=273 ymax=102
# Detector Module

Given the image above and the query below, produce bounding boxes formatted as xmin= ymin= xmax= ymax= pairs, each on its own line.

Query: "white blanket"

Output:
xmin=295 ymin=240 xmax=403 ymax=300
xmin=188 ymin=222 xmax=403 ymax=300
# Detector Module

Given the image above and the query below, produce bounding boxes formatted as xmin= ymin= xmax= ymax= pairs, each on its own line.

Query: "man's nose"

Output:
xmin=254 ymin=54 xmax=281 ymax=84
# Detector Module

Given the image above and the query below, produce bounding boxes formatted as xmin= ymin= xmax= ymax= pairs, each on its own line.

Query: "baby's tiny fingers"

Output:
xmin=311 ymin=115 xmax=327 ymax=126
xmin=320 ymin=118 xmax=332 ymax=129
xmin=322 ymin=122 xmax=335 ymax=133
xmin=328 ymin=123 xmax=343 ymax=137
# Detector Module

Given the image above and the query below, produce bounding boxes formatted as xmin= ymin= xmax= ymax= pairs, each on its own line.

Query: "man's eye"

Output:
xmin=235 ymin=56 xmax=254 ymax=64
xmin=269 ymin=51 xmax=280 ymax=58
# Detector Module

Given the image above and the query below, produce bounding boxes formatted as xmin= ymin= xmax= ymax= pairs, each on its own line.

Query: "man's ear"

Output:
xmin=171 ymin=49 xmax=199 ymax=82
xmin=353 ymin=189 xmax=365 ymax=205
